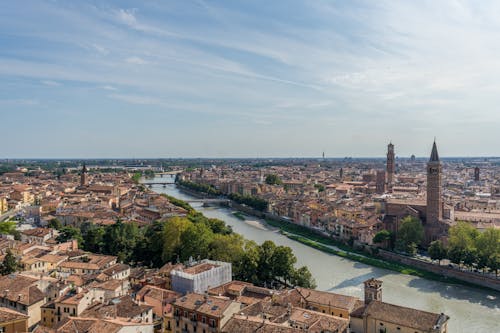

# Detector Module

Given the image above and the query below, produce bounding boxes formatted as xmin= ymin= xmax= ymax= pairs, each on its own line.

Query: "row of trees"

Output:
xmin=228 ymin=193 xmax=268 ymax=212
xmin=374 ymin=217 xmax=500 ymax=275
xmin=177 ymin=180 xmax=221 ymax=196
xmin=429 ymin=222 xmax=500 ymax=275
xmin=52 ymin=207 xmax=315 ymax=288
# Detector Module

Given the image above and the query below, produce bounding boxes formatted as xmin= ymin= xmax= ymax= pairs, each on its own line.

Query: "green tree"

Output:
xmin=0 ymin=221 xmax=16 ymax=235
xmin=428 ymin=240 xmax=447 ymax=264
xmin=475 ymin=228 xmax=500 ymax=272
xmin=56 ymin=226 xmax=84 ymax=246
xmin=265 ymin=174 xmax=283 ymax=185
xmin=234 ymin=240 xmax=260 ymax=284
xmin=373 ymin=230 xmax=392 ymax=248
xmin=161 ymin=217 xmax=192 ymax=263
xmin=80 ymin=222 xmax=105 ymax=253
xmin=271 ymin=245 xmax=297 ymax=284
xmin=0 ymin=249 xmax=17 ymax=275
xmin=447 ymin=221 xmax=479 ymax=268
xmin=48 ymin=218 xmax=62 ymax=230
xmin=257 ymin=240 xmax=277 ymax=285
xmin=179 ymin=222 xmax=213 ymax=261
xmin=102 ymin=221 xmax=141 ymax=263
xmin=208 ymin=233 xmax=245 ymax=263
xmin=291 ymin=266 xmax=317 ymax=289
xmin=395 ymin=216 xmax=424 ymax=255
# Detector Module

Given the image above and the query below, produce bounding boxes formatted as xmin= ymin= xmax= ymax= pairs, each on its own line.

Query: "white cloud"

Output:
xmin=41 ymin=80 xmax=60 ymax=86
xmin=117 ymin=9 xmax=137 ymax=27
xmin=125 ymin=56 xmax=148 ymax=65
xmin=108 ymin=93 xmax=161 ymax=105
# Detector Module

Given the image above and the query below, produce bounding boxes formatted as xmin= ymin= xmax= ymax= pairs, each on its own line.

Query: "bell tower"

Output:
xmin=80 ymin=163 xmax=88 ymax=187
xmin=364 ymin=278 xmax=383 ymax=304
xmin=426 ymin=140 xmax=442 ymax=226
xmin=386 ymin=142 xmax=395 ymax=192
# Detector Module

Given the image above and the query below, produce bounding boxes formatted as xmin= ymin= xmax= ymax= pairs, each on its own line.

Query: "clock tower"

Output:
xmin=426 ymin=140 xmax=442 ymax=228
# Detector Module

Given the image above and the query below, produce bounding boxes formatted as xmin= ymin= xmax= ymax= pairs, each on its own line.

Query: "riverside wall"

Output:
xmin=378 ymin=250 xmax=500 ymax=291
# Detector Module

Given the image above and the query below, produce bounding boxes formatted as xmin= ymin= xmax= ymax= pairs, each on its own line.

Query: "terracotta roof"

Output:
xmin=295 ymin=288 xmax=358 ymax=312
xmin=0 ymin=307 xmax=29 ymax=322
xmin=174 ymin=293 xmax=233 ymax=318
xmin=222 ymin=315 xmax=302 ymax=333
xmin=364 ymin=300 xmax=449 ymax=332
xmin=0 ymin=274 xmax=45 ymax=305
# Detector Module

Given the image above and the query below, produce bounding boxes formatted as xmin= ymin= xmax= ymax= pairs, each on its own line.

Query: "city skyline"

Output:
xmin=2 ymin=1 xmax=500 ymax=158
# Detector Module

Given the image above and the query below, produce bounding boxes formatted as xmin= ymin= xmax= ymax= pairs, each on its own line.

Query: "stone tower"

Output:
xmin=80 ymin=163 xmax=88 ymax=187
xmin=426 ymin=141 xmax=442 ymax=226
xmin=474 ymin=167 xmax=480 ymax=182
xmin=364 ymin=278 xmax=383 ymax=305
xmin=386 ymin=142 xmax=395 ymax=192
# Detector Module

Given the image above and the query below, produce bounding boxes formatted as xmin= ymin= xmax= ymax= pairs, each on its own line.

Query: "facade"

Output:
xmin=386 ymin=143 xmax=395 ymax=192
xmin=171 ymin=260 xmax=232 ymax=295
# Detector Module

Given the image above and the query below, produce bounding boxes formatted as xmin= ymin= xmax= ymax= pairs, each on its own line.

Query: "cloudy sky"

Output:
xmin=1 ymin=0 xmax=500 ymax=158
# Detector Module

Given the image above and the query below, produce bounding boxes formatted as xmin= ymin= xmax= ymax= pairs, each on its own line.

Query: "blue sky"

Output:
xmin=1 ymin=0 xmax=500 ymax=158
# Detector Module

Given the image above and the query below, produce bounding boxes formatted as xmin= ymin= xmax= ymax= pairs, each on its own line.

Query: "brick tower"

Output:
xmin=426 ymin=141 xmax=442 ymax=233
xmin=80 ymin=163 xmax=88 ymax=187
xmin=386 ymin=142 xmax=395 ymax=192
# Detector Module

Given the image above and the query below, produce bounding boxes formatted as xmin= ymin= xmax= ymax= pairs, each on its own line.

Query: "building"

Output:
xmin=349 ymin=279 xmax=449 ymax=333
xmin=171 ymin=259 xmax=232 ymax=295
xmin=0 ymin=274 xmax=46 ymax=328
xmin=474 ymin=167 xmax=480 ymax=182
xmin=425 ymin=141 xmax=447 ymax=244
xmin=386 ymin=143 xmax=395 ymax=192
xmin=172 ymin=293 xmax=241 ymax=333
xmin=0 ymin=308 xmax=29 ymax=333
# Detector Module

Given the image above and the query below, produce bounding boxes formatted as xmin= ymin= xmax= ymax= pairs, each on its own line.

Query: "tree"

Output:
xmin=56 ymin=226 xmax=84 ymax=246
xmin=179 ymin=222 xmax=213 ymax=261
xmin=447 ymin=221 xmax=479 ymax=268
xmin=265 ymin=174 xmax=283 ymax=185
xmin=161 ymin=217 xmax=191 ymax=263
xmin=48 ymin=218 xmax=62 ymax=230
xmin=428 ymin=240 xmax=446 ymax=264
xmin=373 ymin=230 xmax=392 ymax=248
xmin=271 ymin=246 xmax=297 ymax=285
xmin=234 ymin=240 xmax=260 ymax=284
xmin=291 ymin=266 xmax=317 ymax=289
xmin=395 ymin=216 xmax=424 ymax=255
xmin=80 ymin=222 xmax=105 ymax=253
xmin=0 ymin=249 xmax=18 ymax=275
xmin=257 ymin=240 xmax=277 ymax=285
xmin=208 ymin=233 xmax=245 ymax=264
xmin=475 ymin=228 xmax=500 ymax=272
xmin=0 ymin=221 xmax=16 ymax=235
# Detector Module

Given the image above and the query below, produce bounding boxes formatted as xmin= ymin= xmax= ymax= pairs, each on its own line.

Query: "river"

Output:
xmin=146 ymin=177 xmax=499 ymax=332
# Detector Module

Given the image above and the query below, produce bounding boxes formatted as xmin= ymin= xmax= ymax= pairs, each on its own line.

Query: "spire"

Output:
xmin=82 ymin=162 xmax=87 ymax=173
xmin=429 ymin=140 xmax=439 ymax=162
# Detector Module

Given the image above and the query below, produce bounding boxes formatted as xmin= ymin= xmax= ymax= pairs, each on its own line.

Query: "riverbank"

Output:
xmin=172 ymin=183 xmax=499 ymax=291
xmin=265 ymin=216 xmax=498 ymax=291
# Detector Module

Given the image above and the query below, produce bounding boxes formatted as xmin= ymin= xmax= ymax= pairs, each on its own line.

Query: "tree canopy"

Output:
xmin=67 ymin=197 xmax=315 ymax=288
xmin=395 ymin=216 xmax=424 ymax=255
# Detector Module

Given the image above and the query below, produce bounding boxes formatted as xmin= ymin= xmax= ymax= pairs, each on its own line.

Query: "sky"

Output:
xmin=2 ymin=0 xmax=500 ymax=158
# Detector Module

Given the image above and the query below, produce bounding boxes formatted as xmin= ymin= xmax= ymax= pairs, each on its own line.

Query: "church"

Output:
xmin=383 ymin=141 xmax=452 ymax=245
